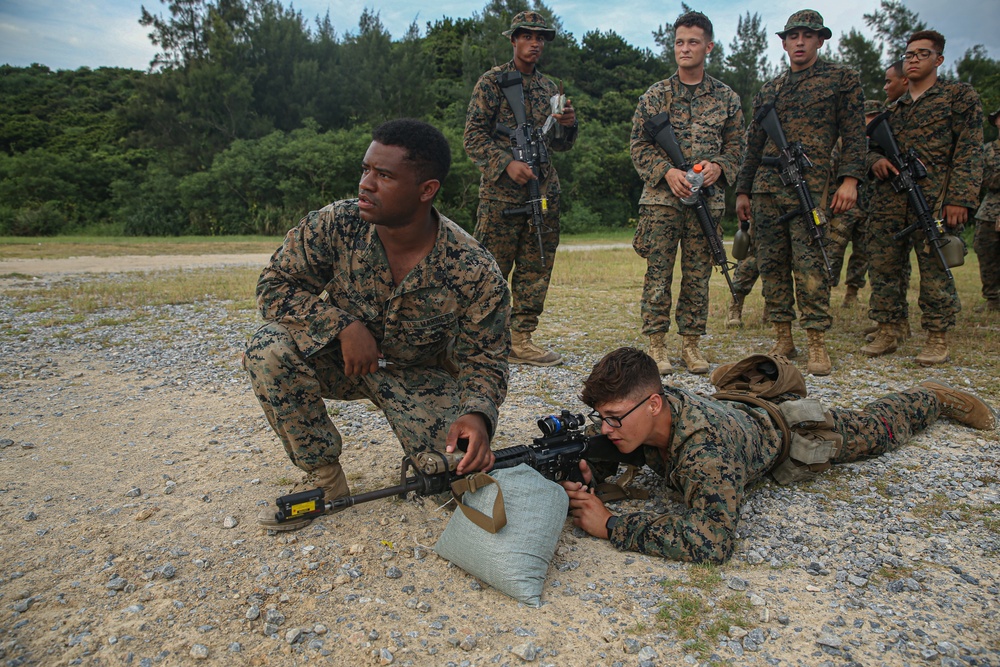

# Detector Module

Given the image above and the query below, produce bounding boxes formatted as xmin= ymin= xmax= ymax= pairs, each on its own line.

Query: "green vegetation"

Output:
xmin=2 ymin=0 xmax=997 ymax=238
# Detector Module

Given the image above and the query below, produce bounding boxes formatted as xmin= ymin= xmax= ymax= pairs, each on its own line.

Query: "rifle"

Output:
xmin=753 ymin=102 xmax=836 ymax=284
xmin=497 ymin=70 xmax=550 ymax=261
xmin=866 ymin=111 xmax=955 ymax=280
xmin=644 ymin=112 xmax=739 ymax=301
xmin=271 ymin=410 xmax=641 ymax=525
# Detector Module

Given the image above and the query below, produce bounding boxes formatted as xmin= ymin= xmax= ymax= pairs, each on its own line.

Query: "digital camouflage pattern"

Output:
xmin=464 ymin=60 xmax=577 ymax=332
xmin=866 ymin=79 xmax=984 ymax=331
xmin=973 ymin=139 xmax=1000 ymax=301
xmin=629 ymin=74 xmax=745 ymax=336
xmin=826 ymin=140 xmax=871 ymax=289
xmin=464 ymin=61 xmax=577 ymax=204
xmin=633 ymin=204 xmax=714 ymax=336
xmin=608 ymin=386 xmax=941 ymax=563
xmin=244 ymin=201 xmax=511 ymax=470
xmin=737 ymin=59 xmax=866 ymax=331
xmin=630 ymin=74 xmax=745 ymax=210
xmin=474 ymin=197 xmax=559 ymax=333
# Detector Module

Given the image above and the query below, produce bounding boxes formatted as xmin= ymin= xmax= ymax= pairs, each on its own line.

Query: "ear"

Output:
xmin=649 ymin=392 xmax=664 ymax=416
xmin=706 ymin=41 xmax=715 ymax=55
xmin=419 ymin=179 xmax=441 ymax=203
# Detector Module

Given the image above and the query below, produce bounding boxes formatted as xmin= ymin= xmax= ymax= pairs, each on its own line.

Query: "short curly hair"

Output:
xmin=371 ymin=118 xmax=451 ymax=185
xmin=580 ymin=347 xmax=662 ymax=408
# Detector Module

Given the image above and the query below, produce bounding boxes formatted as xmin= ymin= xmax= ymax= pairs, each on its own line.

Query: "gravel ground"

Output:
xmin=1 ymin=266 xmax=998 ymax=667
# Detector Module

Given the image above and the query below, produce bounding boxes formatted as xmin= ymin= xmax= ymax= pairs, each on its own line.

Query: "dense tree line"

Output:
xmin=1 ymin=0 xmax=998 ymax=236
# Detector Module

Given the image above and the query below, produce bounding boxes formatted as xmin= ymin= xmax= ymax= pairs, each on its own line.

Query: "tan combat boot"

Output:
xmin=648 ymin=333 xmax=673 ymax=375
xmin=915 ymin=331 xmax=949 ymax=366
xmin=862 ymin=322 xmax=878 ymax=341
xmin=805 ymin=329 xmax=832 ymax=376
xmin=510 ymin=331 xmax=562 ymax=366
xmin=919 ymin=380 xmax=996 ymax=430
xmin=973 ymin=298 xmax=1000 ymax=312
xmin=842 ymin=285 xmax=859 ymax=307
xmin=726 ymin=294 xmax=745 ymax=329
xmin=681 ymin=335 xmax=709 ymax=374
xmin=258 ymin=461 xmax=351 ymax=532
xmin=768 ymin=322 xmax=797 ymax=358
xmin=861 ymin=322 xmax=898 ymax=357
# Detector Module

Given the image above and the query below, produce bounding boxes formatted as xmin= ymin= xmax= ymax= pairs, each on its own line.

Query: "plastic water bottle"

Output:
xmin=680 ymin=163 xmax=704 ymax=205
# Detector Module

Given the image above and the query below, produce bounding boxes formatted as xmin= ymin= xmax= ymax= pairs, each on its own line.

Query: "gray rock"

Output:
xmin=245 ymin=605 xmax=260 ymax=620
xmin=726 ymin=577 xmax=748 ymax=591
xmin=385 ymin=566 xmax=402 ymax=579
xmin=816 ymin=634 xmax=842 ymax=648
xmin=637 ymin=646 xmax=658 ymax=660
xmin=285 ymin=628 xmax=302 ymax=644
xmin=379 ymin=647 xmax=394 ymax=665
xmin=106 ymin=576 xmax=128 ymax=591
xmin=511 ymin=641 xmax=538 ymax=661
xmin=125 ymin=487 xmax=141 ymax=498
xmin=190 ymin=644 xmax=209 ymax=660
xmin=623 ymin=638 xmax=641 ymax=654
xmin=223 ymin=516 xmax=238 ymax=529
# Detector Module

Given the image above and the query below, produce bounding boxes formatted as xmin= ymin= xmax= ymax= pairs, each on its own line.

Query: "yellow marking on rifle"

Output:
xmin=290 ymin=500 xmax=317 ymax=517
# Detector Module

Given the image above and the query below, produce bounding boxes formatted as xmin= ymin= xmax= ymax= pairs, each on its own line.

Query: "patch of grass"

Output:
xmin=625 ymin=622 xmax=648 ymax=634
xmin=0 ymin=235 xmax=284 ymax=259
xmin=2 ymin=267 xmax=260 ymax=314
xmin=656 ymin=589 xmax=707 ymax=640
xmin=868 ymin=562 xmax=917 ymax=585
xmin=272 ymin=477 xmax=296 ymax=486
xmin=0 ymin=272 xmax=37 ymax=280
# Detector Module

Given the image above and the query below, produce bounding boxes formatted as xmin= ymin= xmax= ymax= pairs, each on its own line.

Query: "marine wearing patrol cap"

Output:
xmin=776 ymin=9 xmax=833 ymax=40
xmin=502 ymin=10 xmax=556 ymax=41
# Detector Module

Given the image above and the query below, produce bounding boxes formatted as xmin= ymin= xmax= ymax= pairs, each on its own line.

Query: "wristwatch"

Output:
xmin=605 ymin=514 xmax=620 ymax=536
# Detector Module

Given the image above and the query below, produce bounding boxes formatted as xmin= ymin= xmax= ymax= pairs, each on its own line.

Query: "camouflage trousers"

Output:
xmin=867 ymin=214 xmax=960 ymax=331
xmin=752 ymin=193 xmax=832 ymax=330
xmin=244 ymin=322 xmax=464 ymax=472
xmin=731 ymin=246 xmax=759 ymax=298
xmin=826 ymin=209 xmax=869 ymax=289
xmin=830 ymin=387 xmax=939 ymax=463
xmin=633 ymin=204 xmax=717 ymax=336
xmin=474 ymin=196 xmax=560 ymax=333
xmin=973 ymin=218 xmax=1000 ymax=301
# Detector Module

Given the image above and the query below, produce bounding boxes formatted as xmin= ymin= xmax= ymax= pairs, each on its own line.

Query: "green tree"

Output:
xmin=956 ymin=45 xmax=1000 ymax=140
xmin=725 ymin=12 xmax=773 ymax=118
xmin=835 ymin=28 xmax=884 ymax=100
xmin=863 ymin=0 xmax=926 ymax=64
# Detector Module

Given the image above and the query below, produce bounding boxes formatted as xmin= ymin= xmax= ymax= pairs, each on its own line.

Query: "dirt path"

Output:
xmin=0 ymin=245 xmax=633 ymax=278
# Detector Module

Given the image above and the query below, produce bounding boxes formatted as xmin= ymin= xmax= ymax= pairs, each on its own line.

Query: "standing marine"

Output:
xmin=863 ymin=30 xmax=984 ymax=364
xmin=735 ymin=9 xmax=866 ymax=376
xmin=972 ymin=107 xmax=1000 ymax=313
xmin=629 ymin=11 xmax=745 ymax=375
xmin=464 ymin=10 xmax=578 ymax=367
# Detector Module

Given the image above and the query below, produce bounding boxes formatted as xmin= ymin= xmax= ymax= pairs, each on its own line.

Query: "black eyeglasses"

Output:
xmin=902 ymin=48 xmax=938 ymax=62
xmin=588 ymin=393 xmax=661 ymax=429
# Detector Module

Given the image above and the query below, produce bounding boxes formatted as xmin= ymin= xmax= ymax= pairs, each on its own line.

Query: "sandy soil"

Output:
xmin=1 ymin=255 xmax=997 ymax=667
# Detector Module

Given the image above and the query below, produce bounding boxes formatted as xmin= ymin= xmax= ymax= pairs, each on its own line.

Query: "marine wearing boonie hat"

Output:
xmin=502 ymin=10 xmax=556 ymax=41
xmin=776 ymin=9 xmax=833 ymax=40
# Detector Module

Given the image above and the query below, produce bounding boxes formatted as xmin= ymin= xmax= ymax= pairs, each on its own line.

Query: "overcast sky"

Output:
xmin=1 ymin=0 xmax=997 ymax=73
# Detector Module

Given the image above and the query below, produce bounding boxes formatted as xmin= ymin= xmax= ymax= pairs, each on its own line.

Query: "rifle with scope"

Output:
xmin=496 ymin=70 xmax=550 ymax=261
xmin=865 ymin=110 xmax=957 ymax=280
xmin=643 ymin=112 xmax=739 ymax=301
xmin=270 ymin=411 xmax=641 ymax=525
xmin=753 ymin=102 xmax=836 ymax=284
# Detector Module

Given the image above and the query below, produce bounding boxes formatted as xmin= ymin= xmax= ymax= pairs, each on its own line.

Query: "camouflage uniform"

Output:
xmin=464 ymin=60 xmax=577 ymax=333
xmin=866 ymin=79 xmax=984 ymax=331
xmin=244 ymin=201 xmax=511 ymax=470
xmin=973 ymin=137 xmax=1000 ymax=303
xmin=630 ymin=74 xmax=745 ymax=336
xmin=825 ymin=140 xmax=870 ymax=289
xmin=736 ymin=59 xmax=867 ymax=331
xmin=608 ymin=385 xmax=941 ymax=563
